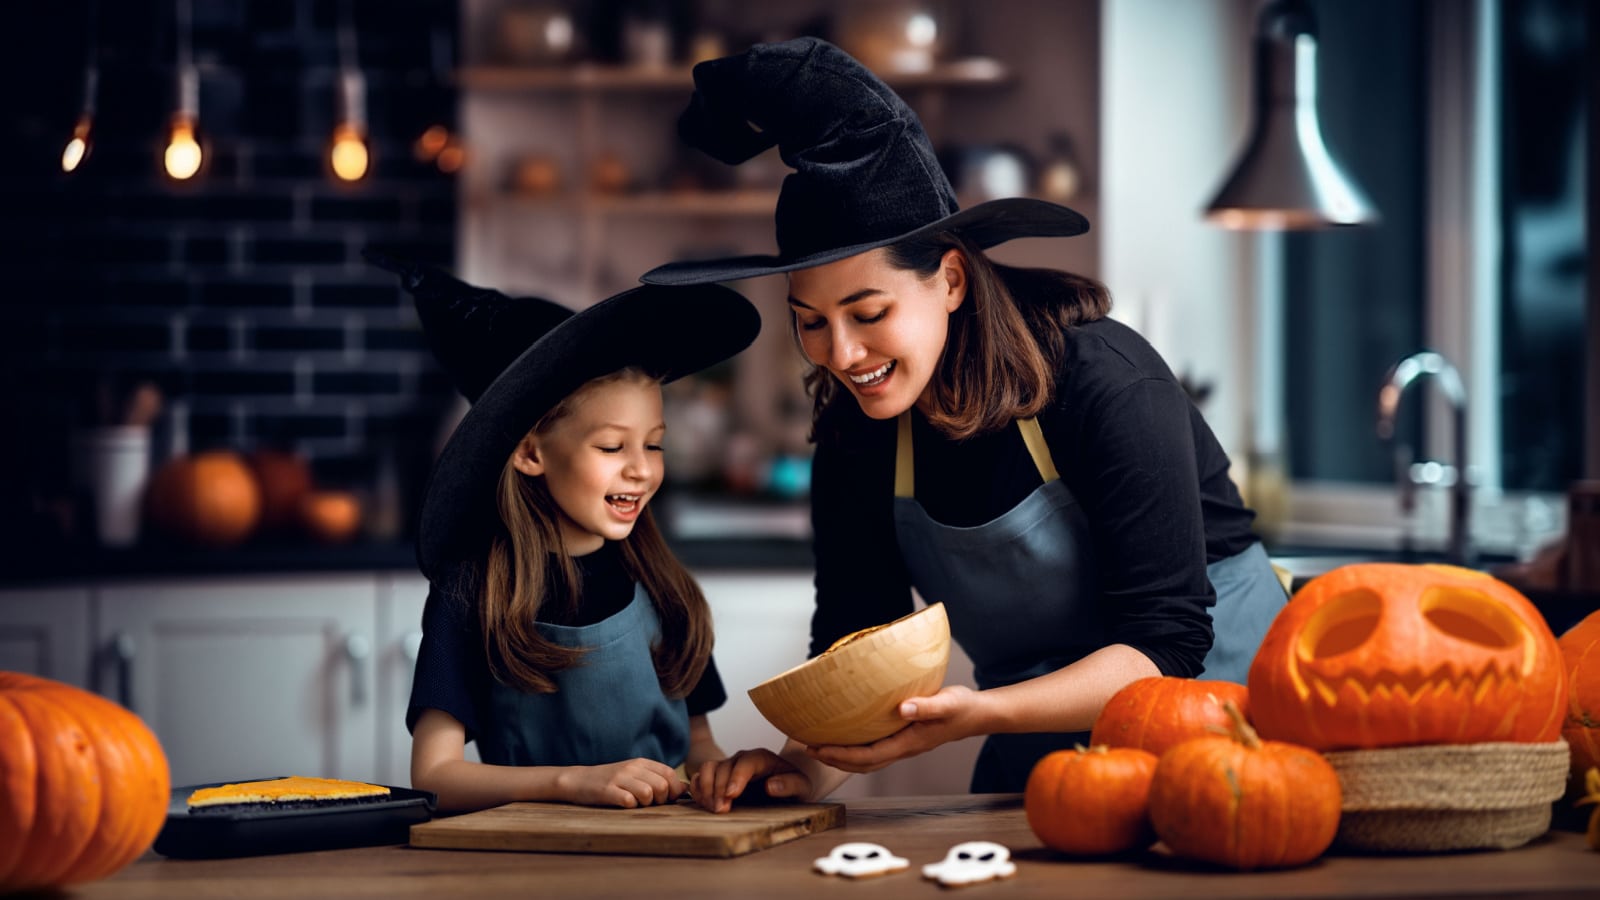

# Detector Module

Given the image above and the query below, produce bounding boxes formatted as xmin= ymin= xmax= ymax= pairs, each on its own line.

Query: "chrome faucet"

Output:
xmin=1376 ymin=351 xmax=1473 ymax=566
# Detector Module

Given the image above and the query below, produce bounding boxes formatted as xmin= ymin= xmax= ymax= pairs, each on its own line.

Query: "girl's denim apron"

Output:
xmin=476 ymin=584 xmax=690 ymax=768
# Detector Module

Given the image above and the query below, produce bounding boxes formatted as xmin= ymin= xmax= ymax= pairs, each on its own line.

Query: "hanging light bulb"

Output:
xmin=330 ymin=1 xmax=369 ymax=183
xmin=164 ymin=64 xmax=203 ymax=180
xmin=62 ymin=110 xmax=93 ymax=173
xmin=63 ymin=2 xmax=99 ymax=173
xmin=1203 ymin=0 xmax=1375 ymax=229
xmin=330 ymin=70 xmax=369 ymax=181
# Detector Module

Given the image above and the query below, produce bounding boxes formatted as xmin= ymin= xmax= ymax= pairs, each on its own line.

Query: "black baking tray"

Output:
xmin=153 ymin=778 xmax=436 ymax=859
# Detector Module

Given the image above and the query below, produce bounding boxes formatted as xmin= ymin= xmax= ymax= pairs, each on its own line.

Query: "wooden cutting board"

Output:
xmin=408 ymin=799 xmax=845 ymax=858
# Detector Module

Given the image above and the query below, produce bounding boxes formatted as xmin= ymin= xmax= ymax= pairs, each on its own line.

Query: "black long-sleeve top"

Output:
xmin=807 ymin=300 xmax=1258 ymax=678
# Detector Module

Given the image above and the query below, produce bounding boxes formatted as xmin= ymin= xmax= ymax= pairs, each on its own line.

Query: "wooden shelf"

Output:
xmin=469 ymin=189 xmax=782 ymax=217
xmin=455 ymin=58 xmax=1012 ymax=93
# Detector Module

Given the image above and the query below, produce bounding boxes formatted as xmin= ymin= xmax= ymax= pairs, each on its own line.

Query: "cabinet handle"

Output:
xmin=344 ymin=633 xmax=371 ymax=707
xmin=112 ymin=632 xmax=136 ymax=712
xmin=402 ymin=630 xmax=423 ymax=665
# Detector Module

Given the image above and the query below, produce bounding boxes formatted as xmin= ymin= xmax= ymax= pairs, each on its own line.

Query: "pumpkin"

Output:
xmin=1559 ymin=610 xmax=1600 ymax=781
xmin=246 ymin=448 xmax=313 ymax=533
xmin=1024 ymin=744 xmax=1157 ymax=856
xmin=1089 ymin=676 xmax=1251 ymax=757
xmin=1147 ymin=701 xmax=1341 ymax=870
xmin=1247 ymin=563 xmax=1566 ymax=750
xmin=299 ymin=491 xmax=363 ymax=544
xmin=0 ymin=672 xmax=171 ymax=892
xmin=145 ymin=451 xmax=262 ymax=547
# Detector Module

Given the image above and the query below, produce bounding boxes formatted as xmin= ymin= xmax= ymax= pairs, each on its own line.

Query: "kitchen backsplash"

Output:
xmin=0 ymin=0 xmax=460 ymax=552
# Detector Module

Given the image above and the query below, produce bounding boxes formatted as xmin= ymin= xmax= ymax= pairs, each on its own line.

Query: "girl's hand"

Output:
xmin=807 ymin=685 xmax=987 ymax=773
xmin=690 ymin=749 xmax=814 ymax=814
xmin=559 ymin=758 xmax=688 ymax=808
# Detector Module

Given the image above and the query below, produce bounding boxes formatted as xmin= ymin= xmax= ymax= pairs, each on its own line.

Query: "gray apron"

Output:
xmin=891 ymin=413 xmax=1285 ymax=792
xmin=476 ymin=584 xmax=690 ymax=769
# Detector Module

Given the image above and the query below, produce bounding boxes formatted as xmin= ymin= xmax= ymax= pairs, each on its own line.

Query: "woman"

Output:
xmin=643 ymin=38 xmax=1286 ymax=803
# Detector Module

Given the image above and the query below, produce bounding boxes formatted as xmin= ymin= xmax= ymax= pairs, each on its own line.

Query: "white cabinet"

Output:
xmin=0 ymin=587 xmax=92 ymax=688
xmin=94 ymin=576 xmax=380 ymax=787
xmin=378 ymin=573 xmax=429 ymax=787
xmin=377 ymin=572 xmax=481 ymax=786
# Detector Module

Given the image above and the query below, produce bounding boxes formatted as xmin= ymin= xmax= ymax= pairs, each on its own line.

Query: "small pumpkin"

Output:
xmin=1148 ymin=701 xmax=1341 ymax=870
xmin=1024 ymin=744 xmax=1157 ymax=856
xmin=1559 ymin=610 xmax=1600 ymax=781
xmin=299 ymin=491 xmax=363 ymax=544
xmin=246 ymin=448 xmax=313 ymax=533
xmin=1089 ymin=676 xmax=1251 ymax=757
xmin=145 ymin=451 xmax=262 ymax=547
xmin=1248 ymin=563 xmax=1566 ymax=750
xmin=0 ymin=672 xmax=171 ymax=892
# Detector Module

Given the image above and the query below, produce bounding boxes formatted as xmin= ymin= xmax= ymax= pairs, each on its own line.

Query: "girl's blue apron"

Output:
xmin=891 ymin=412 xmax=1285 ymax=792
xmin=475 ymin=584 xmax=690 ymax=768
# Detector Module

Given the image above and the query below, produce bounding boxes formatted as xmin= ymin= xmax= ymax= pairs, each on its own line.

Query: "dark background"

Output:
xmin=0 ymin=0 xmax=462 ymax=561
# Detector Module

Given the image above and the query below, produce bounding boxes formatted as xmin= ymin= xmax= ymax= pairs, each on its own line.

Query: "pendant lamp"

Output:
xmin=62 ymin=0 xmax=99 ymax=173
xmin=1204 ymin=0 xmax=1376 ymax=229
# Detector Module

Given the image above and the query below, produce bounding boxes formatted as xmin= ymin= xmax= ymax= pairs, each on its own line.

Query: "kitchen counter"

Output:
xmin=79 ymin=795 xmax=1600 ymax=899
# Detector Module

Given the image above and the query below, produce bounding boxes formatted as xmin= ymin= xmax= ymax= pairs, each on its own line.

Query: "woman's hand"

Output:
xmin=558 ymin=758 xmax=688 ymax=808
xmin=690 ymin=748 xmax=814 ymax=814
xmin=806 ymin=685 xmax=988 ymax=773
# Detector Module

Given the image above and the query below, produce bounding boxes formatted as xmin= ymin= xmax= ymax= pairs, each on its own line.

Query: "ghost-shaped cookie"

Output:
xmin=813 ymin=842 xmax=910 ymax=878
xmin=921 ymin=841 xmax=1017 ymax=887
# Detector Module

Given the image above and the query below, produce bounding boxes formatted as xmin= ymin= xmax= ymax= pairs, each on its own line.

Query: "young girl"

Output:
xmin=369 ymin=253 xmax=760 ymax=813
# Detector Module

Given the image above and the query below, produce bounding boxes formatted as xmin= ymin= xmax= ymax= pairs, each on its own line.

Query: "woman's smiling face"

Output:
xmin=788 ymin=248 xmax=966 ymax=420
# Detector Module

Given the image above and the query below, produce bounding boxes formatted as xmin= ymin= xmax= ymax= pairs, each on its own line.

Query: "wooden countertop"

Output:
xmin=80 ymin=795 xmax=1600 ymax=899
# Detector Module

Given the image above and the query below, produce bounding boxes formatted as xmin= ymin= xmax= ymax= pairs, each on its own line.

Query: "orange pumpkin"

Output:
xmin=1148 ymin=702 xmax=1341 ymax=870
xmin=1248 ymin=563 xmax=1566 ymax=750
xmin=246 ymin=448 xmax=313 ymax=533
xmin=299 ymin=490 xmax=363 ymax=544
xmin=1089 ymin=676 xmax=1251 ymax=757
xmin=1560 ymin=610 xmax=1600 ymax=781
xmin=145 ymin=451 xmax=262 ymax=547
xmin=0 ymin=672 xmax=171 ymax=892
xmin=1024 ymin=744 xmax=1157 ymax=856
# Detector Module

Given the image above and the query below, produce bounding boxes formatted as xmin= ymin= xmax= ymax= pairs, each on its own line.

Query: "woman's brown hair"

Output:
xmin=478 ymin=367 xmax=713 ymax=697
xmin=801 ymin=231 xmax=1112 ymax=440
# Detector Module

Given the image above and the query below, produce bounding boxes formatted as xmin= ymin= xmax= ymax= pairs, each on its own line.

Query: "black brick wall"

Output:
xmin=0 ymin=0 xmax=459 ymax=552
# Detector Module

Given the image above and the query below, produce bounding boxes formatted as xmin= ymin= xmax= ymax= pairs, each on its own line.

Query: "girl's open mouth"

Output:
xmin=606 ymin=494 xmax=642 ymax=516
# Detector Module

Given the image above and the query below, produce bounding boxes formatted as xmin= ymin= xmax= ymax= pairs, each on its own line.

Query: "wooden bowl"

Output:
xmin=747 ymin=603 xmax=951 ymax=746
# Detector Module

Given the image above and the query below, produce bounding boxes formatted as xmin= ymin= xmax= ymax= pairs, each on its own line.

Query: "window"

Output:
xmin=1280 ymin=0 xmax=1585 ymax=552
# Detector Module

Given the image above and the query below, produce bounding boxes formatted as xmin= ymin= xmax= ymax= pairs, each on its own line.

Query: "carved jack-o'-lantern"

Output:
xmin=1248 ymin=563 xmax=1566 ymax=751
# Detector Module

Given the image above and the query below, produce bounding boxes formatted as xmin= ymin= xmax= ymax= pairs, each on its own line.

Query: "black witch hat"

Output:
xmin=366 ymin=250 xmax=761 ymax=576
xmin=641 ymin=37 xmax=1089 ymax=286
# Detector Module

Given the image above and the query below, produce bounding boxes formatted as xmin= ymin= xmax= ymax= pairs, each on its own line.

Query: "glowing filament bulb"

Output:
xmin=165 ymin=116 xmax=202 ymax=180
xmin=62 ymin=117 xmax=92 ymax=173
xmin=330 ymin=122 xmax=369 ymax=181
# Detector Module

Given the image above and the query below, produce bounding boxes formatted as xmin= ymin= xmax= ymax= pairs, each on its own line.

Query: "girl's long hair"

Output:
xmin=802 ymin=231 xmax=1113 ymax=440
xmin=479 ymin=367 xmax=713 ymax=697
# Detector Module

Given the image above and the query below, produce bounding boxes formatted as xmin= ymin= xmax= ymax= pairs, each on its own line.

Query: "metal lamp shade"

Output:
xmin=1205 ymin=0 xmax=1376 ymax=230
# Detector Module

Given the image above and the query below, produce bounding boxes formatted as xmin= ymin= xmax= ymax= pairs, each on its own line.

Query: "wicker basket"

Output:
xmin=1322 ymin=740 xmax=1570 ymax=853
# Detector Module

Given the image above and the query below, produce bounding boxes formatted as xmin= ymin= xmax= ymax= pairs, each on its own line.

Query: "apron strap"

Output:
xmin=894 ymin=412 xmax=1060 ymax=499
xmin=895 ymin=411 xmax=915 ymax=498
xmin=1016 ymin=417 xmax=1061 ymax=483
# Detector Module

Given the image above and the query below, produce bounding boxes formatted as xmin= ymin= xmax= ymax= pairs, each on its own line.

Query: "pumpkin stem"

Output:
xmin=1221 ymin=699 xmax=1262 ymax=749
xmin=1075 ymin=743 xmax=1108 ymax=755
